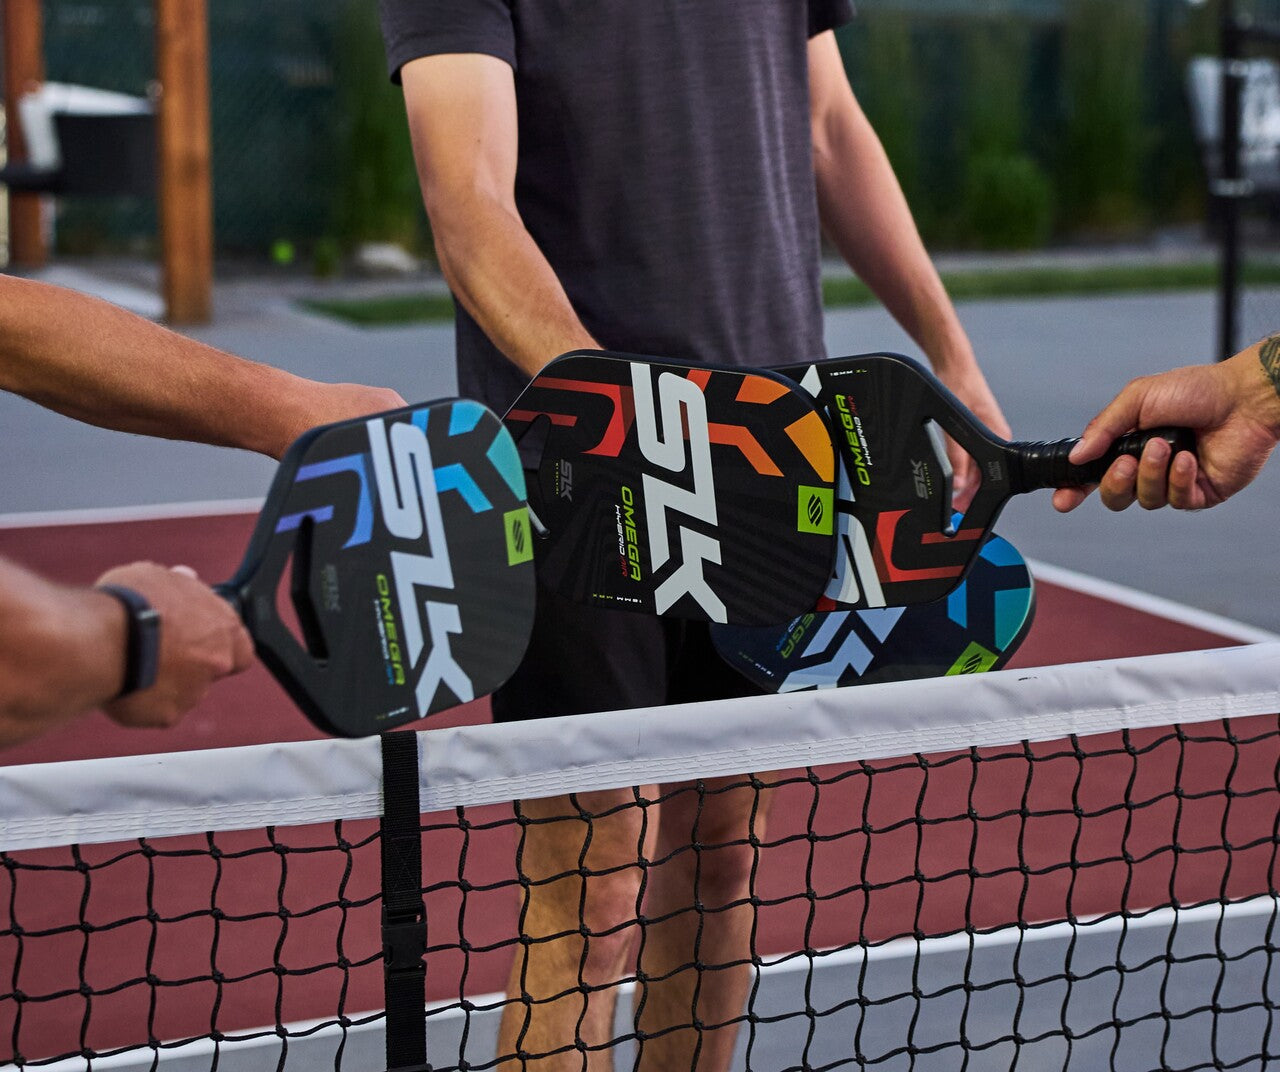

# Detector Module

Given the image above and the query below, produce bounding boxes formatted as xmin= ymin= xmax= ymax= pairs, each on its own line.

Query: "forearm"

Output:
xmin=0 ymin=277 xmax=349 ymax=458
xmin=1232 ymin=333 xmax=1280 ymax=439
xmin=429 ymin=191 xmax=599 ymax=377
xmin=814 ymin=104 xmax=974 ymax=372
xmin=0 ymin=558 xmax=124 ymax=745
xmin=400 ymin=54 xmax=597 ymax=379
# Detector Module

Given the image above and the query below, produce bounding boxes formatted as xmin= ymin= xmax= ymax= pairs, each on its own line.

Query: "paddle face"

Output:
xmin=711 ymin=531 xmax=1035 ymax=693
xmin=775 ymin=353 xmax=1017 ymax=609
xmin=504 ymin=350 xmax=837 ymax=625
xmin=221 ymin=400 xmax=536 ymax=737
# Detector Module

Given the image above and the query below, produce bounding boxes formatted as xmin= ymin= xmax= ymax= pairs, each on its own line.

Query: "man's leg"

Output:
xmin=490 ymin=581 xmax=672 ymax=1069
xmin=634 ymin=775 xmax=774 ymax=1072
xmin=497 ymin=786 xmax=659 ymax=1070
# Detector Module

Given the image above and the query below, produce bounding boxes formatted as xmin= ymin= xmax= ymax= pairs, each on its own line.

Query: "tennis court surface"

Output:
xmin=1 ymin=508 xmax=1279 ymax=1071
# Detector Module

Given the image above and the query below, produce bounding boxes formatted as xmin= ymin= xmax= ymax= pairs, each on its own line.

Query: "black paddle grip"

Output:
xmin=212 ymin=582 xmax=244 ymax=618
xmin=1016 ymin=427 xmax=1196 ymax=490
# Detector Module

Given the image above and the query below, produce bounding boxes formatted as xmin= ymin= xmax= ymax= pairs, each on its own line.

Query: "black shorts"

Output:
xmin=491 ymin=579 xmax=765 ymax=722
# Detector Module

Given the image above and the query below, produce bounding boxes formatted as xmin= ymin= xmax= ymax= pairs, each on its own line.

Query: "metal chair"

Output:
xmin=0 ymin=109 xmax=156 ymax=197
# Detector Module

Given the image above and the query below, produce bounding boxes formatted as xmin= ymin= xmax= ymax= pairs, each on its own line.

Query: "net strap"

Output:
xmin=380 ymin=730 xmax=428 ymax=1072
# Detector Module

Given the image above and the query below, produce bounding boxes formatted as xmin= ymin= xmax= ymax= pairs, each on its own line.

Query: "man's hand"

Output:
xmin=1053 ymin=347 xmax=1280 ymax=513
xmin=95 ymin=563 xmax=255 ymax=729
xmin=933 ymin=362 xmax=1013 ymax=513
xmin=268 ymin=382 xmax=408 ymax=459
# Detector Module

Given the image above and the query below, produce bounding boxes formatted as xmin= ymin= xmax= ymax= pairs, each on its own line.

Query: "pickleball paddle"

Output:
xmin=711 ymin=528 xmax=1035 ymax=692
xmin=216 ymin=399 xmax=536 ymax=737
xmin=503 ymin=350 xmax=837 ymax=625
xmin=775 ymin=352 xmax=1194 ymax=609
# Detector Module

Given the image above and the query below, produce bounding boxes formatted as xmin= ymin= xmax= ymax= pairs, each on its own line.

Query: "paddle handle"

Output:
xmin=1014 ymin=427 xmax=1197 ymax=490
xmin=213 ymin=582 xmax=244 ymax=618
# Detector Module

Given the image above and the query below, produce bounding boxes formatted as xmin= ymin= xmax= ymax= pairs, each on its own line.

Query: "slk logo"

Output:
xmin=911 ymin=460 xmax=931 ymax=500
xmin=367 ymin=417 xmax=471 ymax=715
xmin=631 ymin=366 xmax=725 ymax=620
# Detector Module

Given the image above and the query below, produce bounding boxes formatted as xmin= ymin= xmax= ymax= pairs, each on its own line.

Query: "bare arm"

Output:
xmin=1053 ymin=337 xmax=1280 ymax=513
xmin=0 ymin=558 xmax=253 ymax=747
xmin=0 ymin=276 xmax=405 ymax=459
xmin=808 ymin=32 xmax=1010 ymax=504
xmin=399 ymin=53 xmax=598 ymax=377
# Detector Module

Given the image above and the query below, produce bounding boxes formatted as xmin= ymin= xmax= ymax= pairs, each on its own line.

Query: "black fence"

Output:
xmin=24 ymin=0 xmax=423 ymax=263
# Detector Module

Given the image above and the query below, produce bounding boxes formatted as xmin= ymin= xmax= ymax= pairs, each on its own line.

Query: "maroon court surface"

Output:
xmin=0 ymin=513 xmax=1274 ymax=1062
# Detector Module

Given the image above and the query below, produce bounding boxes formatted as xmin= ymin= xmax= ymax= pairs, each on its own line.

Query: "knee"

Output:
xmin=662 ymin=837 xmax=760 ymax=910
xmin=576 ymin=866 xmax=645 ymax=982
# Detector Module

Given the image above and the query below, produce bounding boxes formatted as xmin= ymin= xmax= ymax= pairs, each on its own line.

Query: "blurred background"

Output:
xmin=4 ymin=0 xmax=1280 ymax=634
xmin=0 ymin=0 xmax=1238 ymax=269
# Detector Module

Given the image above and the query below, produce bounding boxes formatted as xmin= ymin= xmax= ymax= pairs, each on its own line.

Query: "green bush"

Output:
xmin=961 ymin=151 xmax=1055 ymax=249
xmin=330 ymin=0 xmax=430 ymax=256
xmin=843 ymin=13 xmax=926 ymax=214
xmin=1059 ymin=0 xmax=1148 ymax=233
xmin=964 ymin=21 xmax=1027 ymax=159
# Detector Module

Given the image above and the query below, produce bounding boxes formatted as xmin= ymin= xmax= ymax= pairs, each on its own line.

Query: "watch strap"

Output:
xmin=98 ymin=585 xmax=161 ymax=698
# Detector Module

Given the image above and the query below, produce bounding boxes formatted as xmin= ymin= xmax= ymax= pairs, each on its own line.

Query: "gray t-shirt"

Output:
xmin=380 ymin=0 xmax=854 ymax=415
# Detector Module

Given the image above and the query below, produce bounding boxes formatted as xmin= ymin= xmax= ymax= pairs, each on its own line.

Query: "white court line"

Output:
xmin=1027 ymin=559 xmax=1280 ymax=644
xmin=0 ymin=507 xmax=1269 ymax=645
xmin=0 ymin=498 xmax=264 ymax=530
xmin=34 ymin=266 xmax=165 ymax=320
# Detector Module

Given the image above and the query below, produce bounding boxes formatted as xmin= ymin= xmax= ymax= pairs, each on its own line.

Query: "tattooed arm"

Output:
xmin=1053 ymin=334 xmax=1280 ymax=512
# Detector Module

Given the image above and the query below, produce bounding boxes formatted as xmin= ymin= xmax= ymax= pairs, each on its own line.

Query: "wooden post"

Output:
xmin=3 ymin=0 xmax=46 ymax=267
xmin=154 ymin=0 xmax=212 ymax=323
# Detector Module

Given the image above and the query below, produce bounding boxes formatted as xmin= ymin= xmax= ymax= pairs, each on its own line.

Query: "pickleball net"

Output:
xmin=3 ymin=642 xmax=1280 ymax=1071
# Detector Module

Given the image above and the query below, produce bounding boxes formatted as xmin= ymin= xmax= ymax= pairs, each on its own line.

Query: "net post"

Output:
xmin=1217 ymin=0 xmax=1245 ymax=361
xmin=379 ymin=730 xmax=429 ymax=1072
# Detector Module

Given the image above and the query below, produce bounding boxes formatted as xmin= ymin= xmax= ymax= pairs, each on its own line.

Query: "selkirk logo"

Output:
xmin=806 ymin=493 xmax=824 ymax=529
xmin=911 ymin=460 xmax=930 ymax=500
xmin=558 ymin=459 xmax=573 ymax=501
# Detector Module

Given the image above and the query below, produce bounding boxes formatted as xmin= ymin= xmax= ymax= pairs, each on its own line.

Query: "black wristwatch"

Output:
xmin=98 ymin=585 xmax=161 ymax=698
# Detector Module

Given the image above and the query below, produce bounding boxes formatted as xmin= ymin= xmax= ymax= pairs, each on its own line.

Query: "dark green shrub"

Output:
xmin=843 ymin=13 xmax=926 ymax=214
xmin=1060 ymin=0 xmax=1148 ymax=233
xmin=330 ymin=0 xmax=429 ymax=256
xmin=961 ymin=150 xmax=1055 ymax=249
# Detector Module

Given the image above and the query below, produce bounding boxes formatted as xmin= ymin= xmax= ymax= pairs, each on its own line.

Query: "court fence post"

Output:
xmin=1217 ymin=0 xmax=1245 ymax=361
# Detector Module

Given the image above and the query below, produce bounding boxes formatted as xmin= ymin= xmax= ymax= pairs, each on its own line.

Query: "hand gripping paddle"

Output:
xmin=711 ymin=529 xmax=1035 ymax=693
xmin=216 ymin=399 xmax=536 ymax=737
xmin=503 ymin=350 xmax=837 ymax=625
xmin=775 ymin=352 xmax=1194 ymax=610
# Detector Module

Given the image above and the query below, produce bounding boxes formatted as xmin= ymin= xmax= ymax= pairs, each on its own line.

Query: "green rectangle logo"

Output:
xmin=947 ymin=642 xmax=999 ymax=676
xmin=797 ymin=485 xmax=834 ymax=535
xmin=504 ymin=507 xmax=534 ymax=566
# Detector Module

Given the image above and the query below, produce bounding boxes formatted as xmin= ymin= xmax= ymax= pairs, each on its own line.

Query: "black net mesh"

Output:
xmin=1 ymin=821 xmax=383 ymax=1068
xmin=4 ymin=713 xmax=1278 ymax=1071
